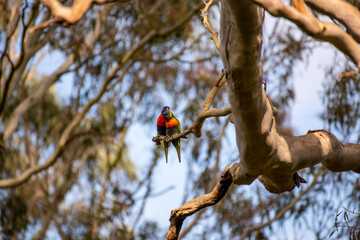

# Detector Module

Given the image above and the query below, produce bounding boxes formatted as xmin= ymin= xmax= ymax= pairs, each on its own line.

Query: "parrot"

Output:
xmin=157 ymin=106 xmax=168 ymax=162
xmin=157 ymin=106 xmax=168 ymax=137
xmin=157 ymin=106 xmax=181 ymax=163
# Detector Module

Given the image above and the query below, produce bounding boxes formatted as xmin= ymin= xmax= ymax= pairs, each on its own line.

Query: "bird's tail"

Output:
xmin=173 ymin=140 xmax=181 ymax=163
xmin=164 ymin=141 xmax=169 ymax=163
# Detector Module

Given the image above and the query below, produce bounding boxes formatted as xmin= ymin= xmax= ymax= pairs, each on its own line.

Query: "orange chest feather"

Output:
xmin=166 ymin=117 xmax=178 ymax=128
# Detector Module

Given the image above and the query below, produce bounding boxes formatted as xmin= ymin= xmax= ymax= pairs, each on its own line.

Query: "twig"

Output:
xmin=201 ymin=0 xmax=220 ymax=52
xmin=28 ymin=17 xmax=61 ymax=33
xmin=165 ymin=166 xmax=233 ymax=240
xmin=337 ymin=69 xmax=360 ymax=80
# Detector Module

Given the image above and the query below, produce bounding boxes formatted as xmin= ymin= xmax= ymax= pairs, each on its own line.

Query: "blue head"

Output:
xmin=161 ymin=106 xmax=170 ymax=114
xmin=161 ymin=106 xmax=171 ymax=121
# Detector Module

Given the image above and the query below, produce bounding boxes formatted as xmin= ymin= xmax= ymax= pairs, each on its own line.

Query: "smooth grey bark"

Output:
xmin=221 ymin=0 xmax=360 ymax=193
xmin=305 ymin=0 xmax=360 ymax=43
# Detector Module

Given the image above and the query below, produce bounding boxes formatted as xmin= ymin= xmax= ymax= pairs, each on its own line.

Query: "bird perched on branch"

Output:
xmin=157 ymin=106 xmax=181 ymax=163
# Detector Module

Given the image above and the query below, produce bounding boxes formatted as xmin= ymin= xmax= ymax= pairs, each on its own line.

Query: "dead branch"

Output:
xmin=165 ymin=166 xmax=233 ymax=240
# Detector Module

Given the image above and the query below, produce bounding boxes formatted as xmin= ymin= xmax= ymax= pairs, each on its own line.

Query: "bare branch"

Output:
xmin=337 ymin=69 xmax=360 ymax=80
xmin=29 ymin=0 xmax=130 ymax=32
xmin=291 ymin=0 xmax=324 ymax=30
xmin=250 ymin=0 xmax=360 ymax=67
xmin=3 ymin=55 xmax=74 ymax=141
xmin=201 ymin=0 xmax=220 ymax=52
xmin=165 ymin=166 xmax=233 ymax=240
xmin=305 ymin=0 xmax=360 ymax=43
xmin=28 ymin=17 xmax=61 ymax=33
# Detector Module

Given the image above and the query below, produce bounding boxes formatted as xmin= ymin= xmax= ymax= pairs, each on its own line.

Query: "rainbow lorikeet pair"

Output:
xmin=157 ymin=106 xmax=181 ymax=163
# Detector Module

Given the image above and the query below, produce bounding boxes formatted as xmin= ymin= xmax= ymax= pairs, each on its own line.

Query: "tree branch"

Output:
xmin=305 ymin=0 xmax=360 ymax=43
xmin=220 ymin=0 xmax=360 ymax=194
xmin=152 ymin=73 xmax=229 ymax=144
xmin=201 ymin=0 xmax=220 ymax=52
xmin=29 ymin=0 xmax=130 ymax=32
xmin=337 ymin=69 xmax=360 ymax=81
xmin=165 ymin=166 xmax=233 ymax=240
xmin=249 ymin=0 xmax=360 ymax=67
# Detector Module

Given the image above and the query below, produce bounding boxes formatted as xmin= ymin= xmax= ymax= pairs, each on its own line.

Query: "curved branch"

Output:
xmin=305 ymin=0 xmax=360 ymax=43
xmin=29 ymin=0 xmax=130 ymax=32
xmin=201 ymin=0 xmax=220 ymax=52
xmin=249 ymin=0 xmax=360 ymax=67
xmin=165 ymin=166 xmax=233 ymax=240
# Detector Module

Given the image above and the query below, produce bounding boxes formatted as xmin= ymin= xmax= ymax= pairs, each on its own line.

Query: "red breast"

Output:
xmin=157 ymin=115 xmax=166 ymax=126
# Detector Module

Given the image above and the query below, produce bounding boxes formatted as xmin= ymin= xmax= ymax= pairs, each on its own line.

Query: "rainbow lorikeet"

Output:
xmin=157 ymin=106 xmax=181 ymax=163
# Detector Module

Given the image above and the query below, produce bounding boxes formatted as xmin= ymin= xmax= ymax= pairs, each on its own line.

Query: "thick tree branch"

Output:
xmin=221 ymin=0 xmax=271 ymax=181
xmin=249 ymin=0 xmax=360 ymax=67
xmin=165 ymin=166 xmax=233 ymax=240
xmin=29 ymin=0 xmax=130 ymax=32
xmin=219 ymin=0 xmax=360 ymax=194
xmin=305 ymin=0 xmax=360 ymax=43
